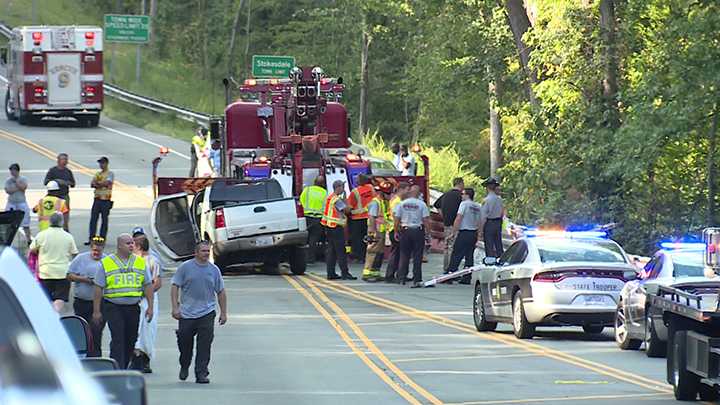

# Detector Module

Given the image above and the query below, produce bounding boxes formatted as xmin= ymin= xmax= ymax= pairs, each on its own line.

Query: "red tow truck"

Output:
xmin=1 ymin=25 xmax=103 ymax=127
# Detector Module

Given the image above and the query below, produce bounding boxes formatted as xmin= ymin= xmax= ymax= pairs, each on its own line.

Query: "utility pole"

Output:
xmin=136 ymin=0 xmax=146 ymax=85
xmin=109 ymin=0 xmax=124 ymax=82
xmin=31 ymin=0 xmax=37 ymax=24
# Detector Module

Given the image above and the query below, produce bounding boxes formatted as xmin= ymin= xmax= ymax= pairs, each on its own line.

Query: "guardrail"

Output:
xmin=0 ymin=22 xmax=211 ymax=126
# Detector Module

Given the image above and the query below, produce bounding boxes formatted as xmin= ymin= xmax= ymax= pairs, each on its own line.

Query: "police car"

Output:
xmin=472 ymin=230 xmax=638 ymax=339
xmin=614 ymin=243 xmax=720 ymax=357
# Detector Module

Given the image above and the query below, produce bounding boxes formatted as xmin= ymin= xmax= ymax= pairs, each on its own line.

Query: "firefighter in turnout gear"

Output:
xmin=347 ymin=174 xmax=376 ymax=261
xmin=362 ymin=181 xmax=394 ymax=282
xmin=299 ymin=176 xmax=327 ymax=263
xmin=33 ymin=181 xmax=69 ymax=232
xmin=321 ymin=180 xmax=357 ymax=280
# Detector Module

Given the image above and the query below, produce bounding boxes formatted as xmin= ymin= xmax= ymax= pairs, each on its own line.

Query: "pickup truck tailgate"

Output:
xmin=223 ymin=198 xmax=299 ymax=239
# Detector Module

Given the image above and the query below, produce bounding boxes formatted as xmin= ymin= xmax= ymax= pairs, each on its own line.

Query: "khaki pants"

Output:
xmin=362 ymin=230 xmax=386 ymax=281
xmin=443 ymin=225 xmax=456 ymax=271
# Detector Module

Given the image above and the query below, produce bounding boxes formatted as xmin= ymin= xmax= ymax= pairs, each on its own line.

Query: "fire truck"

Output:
xmin=1 ymin=26 xmax=103 ymax=127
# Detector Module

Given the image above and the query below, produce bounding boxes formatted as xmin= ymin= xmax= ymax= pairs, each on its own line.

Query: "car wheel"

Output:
xmin=512 ymin=291 xmax=535 ymax=339
xmin=670 ymin=330 xmax=699 ymax=401
xmin=615 ymin=304 xmax=641 ymax=350
xmin=5 ymin=90 xmax=17 ymax=121
xmin=210 ymin=248 xmax=228 ymax=273
xmin=645 ymin=312 xmax=667 ymax=358
xmin=583 ymin=325 xmax=604 ymax=334
xmin=699 ymin=385 xmax=719 ymax=401
xmin=473 ymin=283 xmax=497 ymax=332
xmin=288 ymin=247 xmax=306 ymax=275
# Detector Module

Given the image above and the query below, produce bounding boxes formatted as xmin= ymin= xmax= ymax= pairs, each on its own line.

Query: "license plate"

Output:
xmin=254 ymin=236 xmax=273 ymax=247
xmin=584 ymin=295 xmax=608 ymax=305
xmin=572 ymin=294 xmax=614 ymax=306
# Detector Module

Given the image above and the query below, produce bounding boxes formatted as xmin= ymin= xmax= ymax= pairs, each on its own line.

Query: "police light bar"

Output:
xmin=659 ymin=242 xmax=706 ymax=250
xmin=524 ymin=230 xmax=609 ymax=239
xmin=243 ymin=78 xmax=293 ymax=86
xmin=703 ymin=228 xmax=720 ymax=268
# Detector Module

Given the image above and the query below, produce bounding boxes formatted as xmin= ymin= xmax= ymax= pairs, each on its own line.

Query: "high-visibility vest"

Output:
xmin=368 ymin=197 xmax=392 ymax=233
xmin=93 ymin=170 xmax=113 ymax=200
xmin=300 ymin=185 xmax=326 ymax=218
xmin=348 ymin=184 xmax=375 ymax=220
xmin=388 ymin=196 xmax=401 ymax=228
xmin=102 ymin=254 xmax=146 ymax=299
xmin=36 ymin=196 xmax=67 ymax=231
xmin=321 ymin=194 xmax=347 ymax=228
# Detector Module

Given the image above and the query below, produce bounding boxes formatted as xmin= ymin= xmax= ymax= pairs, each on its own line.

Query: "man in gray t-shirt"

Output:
xmin=445 ymin=188 xmax=482 ymax=282
xmin=68 ymin=239 xmax=106 ymax=356
xmin=171 ymin=240 xmax=227 ymax=384
xmin=5 ymin=163 xmax=31 ymax=241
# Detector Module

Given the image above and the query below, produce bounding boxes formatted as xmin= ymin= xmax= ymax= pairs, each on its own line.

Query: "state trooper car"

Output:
xmin=472 ymin=231 xmax=638 ymax=339
xmin=614 ymin=243 xmax=720 ymax=357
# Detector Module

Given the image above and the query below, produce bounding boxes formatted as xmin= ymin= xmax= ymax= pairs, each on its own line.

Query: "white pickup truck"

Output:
xmin=150 ymin=178 xmax=308 ymax=274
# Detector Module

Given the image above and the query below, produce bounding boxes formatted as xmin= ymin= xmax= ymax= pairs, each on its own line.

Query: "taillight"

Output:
xmin=84 ymin=85 xmax=96 ymax=97
xmin=296 ymin=201 xmax=305 ymax=218
xmin=33 ymin=86 xmax=46 ymax=99
xmin=214 ymin=208 xmax=226 ymax=228
xmin=533 ymin=272 xmax=562 ymax=283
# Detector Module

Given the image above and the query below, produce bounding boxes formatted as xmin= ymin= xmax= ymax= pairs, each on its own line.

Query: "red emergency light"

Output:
xmin=85 ymin=32 xmax=95 ymax=39
xmin=32 ymin=31 xmax=43 ymax=46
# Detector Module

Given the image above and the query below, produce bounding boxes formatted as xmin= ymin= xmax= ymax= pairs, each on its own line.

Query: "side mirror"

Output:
xmin=0 ymin=47 xmax=7 ymax=65
xmin=93 ymin=371 xmax=147 ymax=405
xmin=623 ymin=270 xmax=639 ymax=281
xmin=482 ymin=257 xmax=497 ymax=266
xmin=60 ymin=315 xmax=91 ymax=357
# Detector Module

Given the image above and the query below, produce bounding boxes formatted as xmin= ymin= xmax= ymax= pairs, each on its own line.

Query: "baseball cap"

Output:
xmin=132 ymin=226 xmax=145 ymax=236
xmin=332 ymin=180 xmax=345 ymax=189
xmin=97 ymin=156 xmax=109 ymax=164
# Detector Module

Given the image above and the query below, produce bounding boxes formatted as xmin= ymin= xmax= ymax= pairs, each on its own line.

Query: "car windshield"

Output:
xmin=209 ymin=181 xmax=284 ymax=205
xmin=371 ymin=159 xmax=396 ymax=170
xmin=670 ymin=251 xmax=705 ymax=278
xmin=534 ymin=238 xmax=627 ymax=264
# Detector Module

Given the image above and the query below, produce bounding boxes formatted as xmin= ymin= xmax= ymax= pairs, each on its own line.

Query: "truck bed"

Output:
xmin=651 ymin=285 xmax=720 ymax=324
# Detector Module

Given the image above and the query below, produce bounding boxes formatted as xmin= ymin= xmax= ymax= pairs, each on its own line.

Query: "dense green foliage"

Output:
xmin=3 ymin=0 xmax=719 ymax=252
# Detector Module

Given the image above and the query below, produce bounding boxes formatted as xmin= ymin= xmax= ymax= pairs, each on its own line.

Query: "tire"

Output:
xmin=210 ymin=248 xmax=228 ymax=274
xmin=4 ymin=90 xmax=17 ymax=121
xmin=18 ymin=109 xmax=32 ymax=125
xmin=512 ymin=291 xmax=535 ymax=339
xmin=288 ymin=247 xmax=306 ymax=275
xmin=615 ymin=304 xmax=642 ymax=350
xmin=473 ymin=283 xmax=497 ymax=332
xmin=670 ymin=330 xmax=699 ymax=401
xmin=645 ymin=312 xmax=667 ymax=358
xmin=583 ymin=325 xmax=604 ymax=335
xmin=82 ymin=115 xmax=100 ymax=127
xmin=699 ymin=385 xmax=719 ymax=401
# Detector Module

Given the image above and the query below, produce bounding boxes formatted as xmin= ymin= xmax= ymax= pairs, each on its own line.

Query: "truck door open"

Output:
xmin=150 ymin=193 xmax=197 ymax=261
xmin=47 ymin=53 xmax=81 ymax=106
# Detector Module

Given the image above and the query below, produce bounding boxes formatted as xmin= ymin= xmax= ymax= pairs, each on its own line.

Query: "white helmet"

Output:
xmin=46 ymin=181 xmax=60 ymax=191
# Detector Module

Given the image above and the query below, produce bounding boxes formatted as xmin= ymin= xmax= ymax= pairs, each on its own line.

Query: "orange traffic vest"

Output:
xmin=348 ymin=183 xmax=375 ymax=220
xmin=321 ymin=194 xmax=347 ymax=228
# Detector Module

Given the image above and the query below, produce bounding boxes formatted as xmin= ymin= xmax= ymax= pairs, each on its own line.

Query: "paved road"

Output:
xmin=0 ymin=88 xmax=683 ymax=404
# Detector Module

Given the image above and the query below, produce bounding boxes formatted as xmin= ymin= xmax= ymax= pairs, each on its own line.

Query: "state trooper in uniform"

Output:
xmin=93 ymin=233 xmax=154 ymax=369
xmin=393 ymin=185 xmax=431 ymax=288
xmin=299 ymin=176 xmax=327 ymax=263
xmin=321 ymin=180 xmax=357 ymax=280
xmin=444 ymin=188 xmax=482 ymax=284
xmin=479 ymin=177 xmax=505 ymax=260
xmin=362 ymin=181 xmax=394 ymax=282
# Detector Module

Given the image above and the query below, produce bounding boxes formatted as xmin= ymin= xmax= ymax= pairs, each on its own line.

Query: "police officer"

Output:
xmin=393 ymin=185 xmax=430 ymax=288
xmin=347 ymin=174 xmax=375 ymax=261
xmin=479 ymin=177 xmax=504 ymax=260
xmin=299 ymin=176 xmax=327 ymax=263
xmin=385 ymin=182 xmax=410 ymax=283
xmin=93 ymin=233 xmax=154 ymax=369
xmin=362 ymin=181 xmax=393 ymax=282
xmin=321 ymin=180 xmax=357 ymax=280
xmin=445 ymin=188 xmax=482 ymax=284
xmin=33 ymin=181 xmax=69 ymax=232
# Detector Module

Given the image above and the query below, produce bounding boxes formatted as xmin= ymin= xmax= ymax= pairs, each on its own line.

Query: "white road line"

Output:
xmin=99 ymin=124 xmax=190 ymax=160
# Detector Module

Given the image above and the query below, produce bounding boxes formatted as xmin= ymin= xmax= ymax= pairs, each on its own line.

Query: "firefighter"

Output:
xmin=299 ymin=176 xmax=327 ymax=263
xmin=189 ymin=127 xmax=208 ymax=177
xmin=321 ymin=180 xmax=356 ymax=280
xmin=479 ymin=177 xmax=505 ymax=260
xmin=33 ymin=181 xmax=69 ymax=232
xmin=347 ymin=173 xmax=375 ymax=261
xmin=362 ymin=181 xmax=394 ymax=282
xmin=393 ymin=185 xmax=431 ymax=288
xmin=444 ymin=188 xmax=482 ymax=284
xmin=385 ymin=182 xmax=410 ymax=283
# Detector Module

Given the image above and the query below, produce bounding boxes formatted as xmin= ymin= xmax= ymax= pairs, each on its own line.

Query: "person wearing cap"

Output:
xmin=444 ymin=188 xmax=482 ymax=284
xmin=44 ymin=153 xmax=76 ymax=232
xmin=385 ymin=182 xmax=410 ymax=283
xmin=30 ymin=213 xmax=78 ymax=312
xmin=362 ymin=181 xmax=394 ymax=282
xmin=347 ymin=173 xmax=375 ymax=261
xmin=479 ymin=177 xmax=505 ymax=259
xmin=393 ymin=185 xmax=431 ymax=288
xmin=5 ymin=163 xmax=31 ymax=242
xmin=87 ymin=156 xmax=114 ymax=245
xmin=434 ymin=177 xmax=465 ymax=270
xmin=299 ymin=176 xmax=327 ymax=264
xmin=68 ymin=236 xmax=106 ymax=356
xmin=33 ymin=180 xmax=69 ymax=232
xmin=320 ymin=180 xmax=356 ymax=280
xmin=132 ymin=227 xmax=164 ymax=275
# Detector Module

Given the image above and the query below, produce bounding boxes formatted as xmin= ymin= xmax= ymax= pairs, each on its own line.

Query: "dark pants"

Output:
xmin=446 ymin=230 xmax=478 ymax=273
xmin=103 ymin=300 xmax=140 ymax=369
xmin=349 ymin=218 xmax=368 ymax=259
xmin=177 ymin=311 xmax=215 ymax=378
xmin=74 ymin=298 xmax=105 ymax=357
xmin=89 ymin=198 xmax=112 ymax=240
xmin=189 ymin=145 xmax=198 ymax=177
xmin=306 ymin=216 xmax=323 ymax=262
xmin=325 ymin=226 xmax=349 ymax=277
xmin=398 ymin=227 xmax=425 ymax=283
xmin=483 ymin=218 xmax=504 ymax=258
xmin=385 ymin=230 xmax=401 ymax=281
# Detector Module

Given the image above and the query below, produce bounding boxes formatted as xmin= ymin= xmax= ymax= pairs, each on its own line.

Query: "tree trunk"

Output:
xmin=599 ymin=0 xmax=620 ymax=129
xmin=358 ymin=26 xmax=371 ymax=140
xmin=707 ymin=105 xmax=719 ymax=225
xmin=243 ymin=0 xmax=253 ymax=75
xmin=148 ymin=0 xmax=157 ymax=44
xmin=489 ymin=76 xmax=503 ymax=178
xmin=504 ymin=0 xmax=538 ymax=106
xmin=227 ymin=0 xmax=246 ymax=77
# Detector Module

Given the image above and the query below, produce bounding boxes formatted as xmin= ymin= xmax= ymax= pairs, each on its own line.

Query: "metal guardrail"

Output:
xmin=0 ymin=22 xmax=211 ymax=126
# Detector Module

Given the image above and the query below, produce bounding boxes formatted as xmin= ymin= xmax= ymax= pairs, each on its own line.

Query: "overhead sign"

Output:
xmin=252 ymin=55 xmax=295 ymax=78
xmin=104 ymin=14 xmax=150 ymax=43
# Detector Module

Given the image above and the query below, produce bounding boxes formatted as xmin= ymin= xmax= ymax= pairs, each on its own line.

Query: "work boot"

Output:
xmin=179 ymin=367 xmax=189 ymax=381
xmin=341 ymin=273 xmax=357 ymax=280
xmin=327 ymin=274 xmax=342 ymax=280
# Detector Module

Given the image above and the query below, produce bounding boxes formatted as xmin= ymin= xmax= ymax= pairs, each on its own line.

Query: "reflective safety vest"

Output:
xmin=93 ymin=170 xmax=113 ymax=200
xmin=36 ymin=195 xmax=67 ymax=231
xmin=348 ymin=184 xmax=376 ymax=220
xmin=321 ymin=194 xmax=347 ymax=228
xmin=368 ymin=197 xmax=392 ymax=233
xmin=102 ymin=254 xmax=146 ymax=299
xmin=300 ymin=185 xmax=326 ymax=218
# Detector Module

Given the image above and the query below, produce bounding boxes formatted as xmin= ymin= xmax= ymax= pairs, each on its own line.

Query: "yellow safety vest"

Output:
xmin=102 ymin=254 xmax=146 ymax=299
xmin=36 ymin=196 xmax=66 ymax=231
xmin=368 ymin=197 xmax=392 ymax=233
xmin=389 ymin=196 xmax=401 ymax=228
xmin=321 ymin=194 xmax=347 ymax=228
xmin=93 ymin=170 xmax=113 ymax=200
xmin=300 ymin=185 xmax=326 ymax=218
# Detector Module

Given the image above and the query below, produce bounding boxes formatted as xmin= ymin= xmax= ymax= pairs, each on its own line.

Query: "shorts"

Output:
xmin=39 ymin=278 xmax=71 ymax=302
xmin=5 ymin=201 xmax=30 ymax=227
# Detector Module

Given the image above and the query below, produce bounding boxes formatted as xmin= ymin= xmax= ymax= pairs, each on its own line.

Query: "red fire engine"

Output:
xmin=2 ymin=26 xmax=103 ymax=127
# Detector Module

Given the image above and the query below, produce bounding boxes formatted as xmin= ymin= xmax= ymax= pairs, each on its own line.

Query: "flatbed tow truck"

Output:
xmin=651 ymin=227 xmax=720 ymax=401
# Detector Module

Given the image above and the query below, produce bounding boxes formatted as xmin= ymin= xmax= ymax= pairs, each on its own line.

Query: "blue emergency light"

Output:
xmin=658 ymin=242 xmax=706 ymax=251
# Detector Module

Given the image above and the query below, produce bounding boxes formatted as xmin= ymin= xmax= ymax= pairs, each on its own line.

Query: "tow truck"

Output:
xmin=651 ymin=228 xmax=720 ymax=401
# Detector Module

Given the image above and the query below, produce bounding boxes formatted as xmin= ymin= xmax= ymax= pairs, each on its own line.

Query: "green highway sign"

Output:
xmin=252 ymin=55 xmax=296 ymax=78
xmin=104 ymin=14 xmax=150 ymax=43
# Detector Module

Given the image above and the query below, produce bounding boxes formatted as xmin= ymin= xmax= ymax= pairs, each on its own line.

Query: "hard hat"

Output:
xmin=46 ymin=181 xmax=60 ymax=191
xmin=375 ymin=181 xmax=394 ymax=195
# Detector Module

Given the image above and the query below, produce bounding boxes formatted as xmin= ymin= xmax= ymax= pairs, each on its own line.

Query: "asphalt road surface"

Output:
xmin=0 ymin=88 xmax=684 ymax=404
